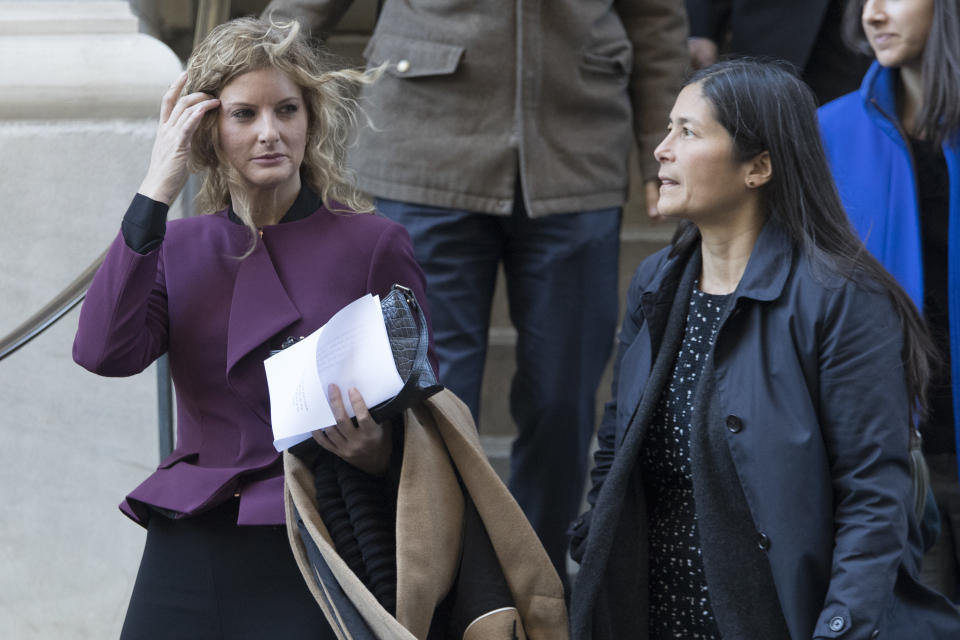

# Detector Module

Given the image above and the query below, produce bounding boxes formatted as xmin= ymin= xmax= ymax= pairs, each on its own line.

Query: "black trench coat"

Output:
xmin=569 ymin=221 xmax=960 ymax=639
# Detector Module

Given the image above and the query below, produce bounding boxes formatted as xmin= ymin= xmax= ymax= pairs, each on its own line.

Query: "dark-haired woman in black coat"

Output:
xmin=569 ymin=59 xmax=960 ymax=640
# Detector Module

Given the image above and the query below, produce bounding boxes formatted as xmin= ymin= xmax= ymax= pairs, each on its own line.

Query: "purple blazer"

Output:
xmin=74 ymin=202 xmax=433 ymax=526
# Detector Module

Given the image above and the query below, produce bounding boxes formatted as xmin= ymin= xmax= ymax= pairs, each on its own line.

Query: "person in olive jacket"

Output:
xmin=569 ymin=59 xmax=960 ymax=639
xmin=262 ymin=0 xmax=689 ymax=589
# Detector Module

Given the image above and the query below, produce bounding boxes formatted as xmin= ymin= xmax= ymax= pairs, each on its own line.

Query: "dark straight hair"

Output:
xmin=671 ymin=59 xmax=933 ymax=421
xmin=843 ymin=0 xmax=960 ymax=147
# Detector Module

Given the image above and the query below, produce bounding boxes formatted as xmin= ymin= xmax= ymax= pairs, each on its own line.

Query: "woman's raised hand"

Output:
xmin=138 ymin=71 xmax=220 ymax=205
xmin=313 ymin=384 xmax=393 ymax=476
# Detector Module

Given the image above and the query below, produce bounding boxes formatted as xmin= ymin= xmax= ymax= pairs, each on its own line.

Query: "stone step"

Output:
xmin=478 ymin=434 xmax=513 ymax=483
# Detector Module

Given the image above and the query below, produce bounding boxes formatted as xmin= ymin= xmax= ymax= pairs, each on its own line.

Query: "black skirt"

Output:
xmin=120 ymin=498 xmax=335 ymax=640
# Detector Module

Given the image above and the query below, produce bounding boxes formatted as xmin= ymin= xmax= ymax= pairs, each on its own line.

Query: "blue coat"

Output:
xmin=818 ymin=61 xmax=960 ymax=466
xmin=569 ymin=221 xmax=960 ymax=639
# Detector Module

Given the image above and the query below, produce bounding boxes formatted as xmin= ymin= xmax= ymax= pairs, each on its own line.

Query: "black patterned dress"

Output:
xmin=640 ymin=283 xmax=730 ymax=639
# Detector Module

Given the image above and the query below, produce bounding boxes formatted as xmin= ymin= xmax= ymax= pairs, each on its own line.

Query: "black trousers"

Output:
xmin=120 ymin=499 xmax=335 ymax=640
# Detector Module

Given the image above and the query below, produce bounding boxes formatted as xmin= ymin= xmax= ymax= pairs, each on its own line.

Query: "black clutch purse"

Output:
xmin=367 ymin=284 xmax=442 ymax=423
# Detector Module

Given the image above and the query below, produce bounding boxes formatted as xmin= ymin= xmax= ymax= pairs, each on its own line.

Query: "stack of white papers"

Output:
xmin=264 ymin=294 xmax=404 ymax=451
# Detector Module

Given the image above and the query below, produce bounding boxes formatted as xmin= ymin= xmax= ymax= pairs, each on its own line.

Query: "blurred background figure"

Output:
xmin=262 ymin=0 xmax=689 ymax=590
xmin=819 ymin=0 xmax=960 ymax=603
xmin=686 ymin=0 xmax=872 ymax=103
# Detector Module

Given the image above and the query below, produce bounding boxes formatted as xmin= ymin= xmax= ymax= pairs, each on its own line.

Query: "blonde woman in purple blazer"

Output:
xmin=73 ymin=18 xmax=433 ymax=639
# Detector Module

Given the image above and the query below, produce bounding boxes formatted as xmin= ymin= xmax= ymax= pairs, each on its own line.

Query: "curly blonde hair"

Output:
xmin=184 ymin=17 xmax=376 ymax=247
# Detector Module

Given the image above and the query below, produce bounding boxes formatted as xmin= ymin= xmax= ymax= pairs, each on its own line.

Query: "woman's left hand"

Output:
xmin=313 ymin=384 xmax=392 ymax=476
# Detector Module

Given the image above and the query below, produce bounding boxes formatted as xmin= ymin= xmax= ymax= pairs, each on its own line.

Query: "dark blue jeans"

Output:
xmin=377 ymin=196 xmax=620 ymax=587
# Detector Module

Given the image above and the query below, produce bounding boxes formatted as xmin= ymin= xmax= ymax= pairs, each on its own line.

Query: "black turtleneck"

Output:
xmin=121 ymin=186 xmax=323 ymax=254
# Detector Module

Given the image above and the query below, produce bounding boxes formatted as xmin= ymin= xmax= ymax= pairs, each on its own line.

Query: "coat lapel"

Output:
xmin=226 ymin=240 xmax=302 ymax=423
xmin=610 ymin=249 xmax=688 ymax=445
xmin=618 ymin=247 xmax=700 ymax=447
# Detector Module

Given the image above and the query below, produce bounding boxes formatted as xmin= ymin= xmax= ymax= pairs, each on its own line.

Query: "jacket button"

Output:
xmin=726 ymin=415 xmax=743 ymax=433
xmin=757 ymin=533 xmax=771 ymax=551
xmin=396 ymin=59 xmax=411 ymax=73
xmin=829 ymin=615 xmax=845 ymax=632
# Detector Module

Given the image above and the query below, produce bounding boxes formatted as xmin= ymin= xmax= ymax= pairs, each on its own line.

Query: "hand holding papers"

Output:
xmin=265 ymin=294 xmax=404 ymax=451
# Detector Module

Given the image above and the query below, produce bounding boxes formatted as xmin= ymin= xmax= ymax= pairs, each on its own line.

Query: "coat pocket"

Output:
xmin=580 ymin=40 xmax=633 ymax=77
xmin=364 ymin=33 xmax=465 ymax=78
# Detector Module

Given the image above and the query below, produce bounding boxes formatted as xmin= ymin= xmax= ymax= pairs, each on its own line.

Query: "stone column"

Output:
xmin=0 ymin=2 xmax=181 ymax=637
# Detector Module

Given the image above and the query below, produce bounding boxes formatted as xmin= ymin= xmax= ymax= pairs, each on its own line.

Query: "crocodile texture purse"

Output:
xmin=367 ymin=284 xmax=442 ymax=423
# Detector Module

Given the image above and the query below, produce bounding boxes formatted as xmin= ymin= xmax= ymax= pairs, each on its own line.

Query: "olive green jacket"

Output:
xmin=264 ymin=0 xmax=688 ymax=216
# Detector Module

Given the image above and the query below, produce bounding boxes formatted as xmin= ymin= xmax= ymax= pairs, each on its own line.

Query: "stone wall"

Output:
xmin=0 ymin=2 xmax=182 ymax=637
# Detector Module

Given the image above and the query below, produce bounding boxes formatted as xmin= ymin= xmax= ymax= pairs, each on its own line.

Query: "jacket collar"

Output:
xmin=858 ymin=60 xmax=960 ymax=153
xmin=858 ymin=61 xmax=914 ymax=149
xmin=859 ymin=61 xmax=898 ymax=116
xmin=639 ymin=242 xmax=688 ymax=302
xmin=730 ymin=218 xmax=794 ymax=303
xmin=227 ymin=185 xmax=323 ymax=226
xmin=644 ymin=219 xmax=794 ymax=305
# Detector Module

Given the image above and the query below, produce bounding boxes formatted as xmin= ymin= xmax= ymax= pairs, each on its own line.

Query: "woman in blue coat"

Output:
xmin=819 ymin=0 xmax=960 ymax=601
xmin=569 ymin=59 xmax=960 ymax=639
